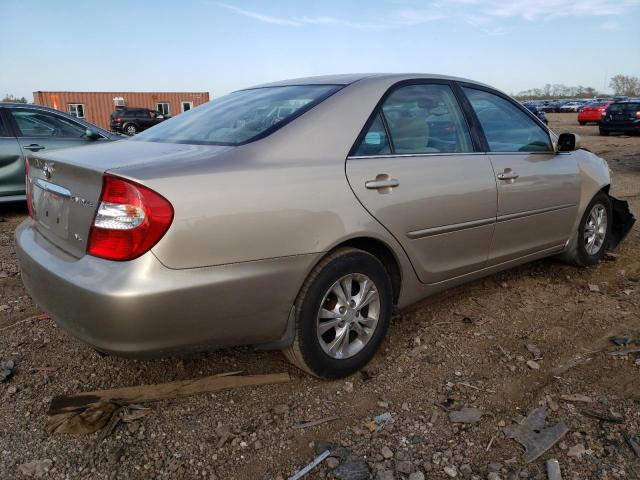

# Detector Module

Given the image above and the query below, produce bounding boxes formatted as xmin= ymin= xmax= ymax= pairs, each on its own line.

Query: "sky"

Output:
xmin=1 ymin=0 xmax=639 ymax=101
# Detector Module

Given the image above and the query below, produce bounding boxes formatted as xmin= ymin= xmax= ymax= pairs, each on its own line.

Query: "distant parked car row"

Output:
xmin=521 ymin=103 xmax=548 ymax=124
xmin=110 ymin=108 xmax=170 ymax=135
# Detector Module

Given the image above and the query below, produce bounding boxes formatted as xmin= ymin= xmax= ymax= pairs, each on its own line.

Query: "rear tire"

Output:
xmin=124 ymin=123 xmax=137 ymax=135
xmin=282 ymin=247 xmax=393 ymax=379
xmin=579 ymin=121 xmax=586 ymax=126
xmin=559 ymin=192 xmax=612 ymax=267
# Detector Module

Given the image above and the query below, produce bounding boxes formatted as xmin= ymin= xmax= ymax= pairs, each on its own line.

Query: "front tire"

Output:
xmin=560 ymin=192 xmax=612 ymax=267
xmin=283 ymin=248 xmax=393 ymax=379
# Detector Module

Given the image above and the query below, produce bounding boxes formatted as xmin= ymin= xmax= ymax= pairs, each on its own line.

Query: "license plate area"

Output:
xmin=32 ymin=179 xmax=71 ymax=239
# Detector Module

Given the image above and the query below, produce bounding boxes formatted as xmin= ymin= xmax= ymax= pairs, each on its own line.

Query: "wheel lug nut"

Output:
xmin=339 ymin=307 xmax=346 ymax=314
xmin=349 ymin=300 xmax=356 ymax=308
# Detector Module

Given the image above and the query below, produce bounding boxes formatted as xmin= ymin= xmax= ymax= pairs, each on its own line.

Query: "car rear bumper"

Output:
xmin=16 ymin=219 xmax=316 ymax=356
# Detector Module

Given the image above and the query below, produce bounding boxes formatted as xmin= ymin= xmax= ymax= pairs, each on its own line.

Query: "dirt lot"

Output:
xmin=1 ymin=113 xmax=638 ymax=480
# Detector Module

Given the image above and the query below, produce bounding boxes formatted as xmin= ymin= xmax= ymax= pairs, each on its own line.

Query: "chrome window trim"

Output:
xmin=347 ymin=150 xmax=562 ymax=160
xmin=348 ymin=152 xmax=487 ymax=160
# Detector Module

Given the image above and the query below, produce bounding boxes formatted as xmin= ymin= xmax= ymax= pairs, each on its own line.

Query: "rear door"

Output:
xmin=8 ymin=107 xmax=95 ymax=154
xmin=346 ymin=81 xmax=497 ymax=284
xmin=0 ymin=108 xmax=25 ymax=198
xmin=461 ymin=86 xmax=580 ymax=264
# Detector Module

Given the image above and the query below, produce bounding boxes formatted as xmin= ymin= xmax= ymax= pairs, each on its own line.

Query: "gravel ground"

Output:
xmin=0 ymin=113 xmax=639 ymax=480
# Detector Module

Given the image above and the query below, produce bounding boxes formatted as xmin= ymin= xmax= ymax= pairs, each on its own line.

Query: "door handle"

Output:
xmin=365 ymin=178 xmax=400 ymax=190
xmin=497 ymin=169 xmax=519 ymax=181
xmin=24 ymin=144 xmax=45 ymax=152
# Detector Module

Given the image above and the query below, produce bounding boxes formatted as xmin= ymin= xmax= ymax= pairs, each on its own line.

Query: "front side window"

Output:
xmin=68 ymin=103 xmax=85 ymax=118
xmin=10 ymin=110 xmax=86 ymax=138
xmin=134 ymin=85 xmax=341 ymax=145
xmin=463 ymin=88 xmax=552 ymax=152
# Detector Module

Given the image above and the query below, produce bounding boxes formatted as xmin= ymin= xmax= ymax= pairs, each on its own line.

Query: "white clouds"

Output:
xmin=216 ymin=3 xmax=302 ymax=26
xmin=215 ymin=0 xmax=639 ymax=34
xmin=456 ymin=0 xmax=640 ymax=20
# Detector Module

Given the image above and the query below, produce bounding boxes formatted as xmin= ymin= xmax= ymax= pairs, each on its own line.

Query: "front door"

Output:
xmin=346 ymin=82 xmax=497 ymax=284
xmin=461 ymin=86 xmax=580 ymax=264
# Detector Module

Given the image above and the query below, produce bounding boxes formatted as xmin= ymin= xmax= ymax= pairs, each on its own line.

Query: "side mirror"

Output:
xmin=85 ymin=127 xmax=101 ymax=140
xmin=557 ymin=132 xmax=581 ymax=152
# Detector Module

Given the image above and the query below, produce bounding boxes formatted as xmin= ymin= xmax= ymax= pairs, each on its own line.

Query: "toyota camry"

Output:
xmin=16 ymin=74 xmax=634 ymax=378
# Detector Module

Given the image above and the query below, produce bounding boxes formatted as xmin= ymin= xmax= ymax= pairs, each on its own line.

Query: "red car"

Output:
xmin=578 ymin=101 xmax=613 ymax=125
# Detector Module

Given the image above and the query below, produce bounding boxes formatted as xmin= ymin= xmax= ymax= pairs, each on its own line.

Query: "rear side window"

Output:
xmin=354 ymin=83 xmax=473 ymax=155
xmin=352 ymin=113 xmax=391 ymax=156
xmin=608 ymin=102 xmax=640 ymax=112
xmin=133 ymin=85 xmax=342 ymax=146
xmin=463 ymin=88 xmax=552 ymax=153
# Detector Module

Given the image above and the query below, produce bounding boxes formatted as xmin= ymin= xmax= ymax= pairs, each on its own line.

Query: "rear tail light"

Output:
xmin=636 ymin=111 xmax=640 ymax=119
xmin=25 ymin=161 xmax=33 ymax=218
xmin=114 ymin=116 xmax=121 ymax=123
xmin=87 ymin=176 xmax=173 ymax=261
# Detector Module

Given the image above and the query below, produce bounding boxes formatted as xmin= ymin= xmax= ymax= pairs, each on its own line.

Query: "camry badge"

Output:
xmin=43 ymin=163 xmax=55 ymax=179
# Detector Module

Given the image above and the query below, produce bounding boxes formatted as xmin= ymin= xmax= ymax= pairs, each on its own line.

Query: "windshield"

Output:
xmin=133 ymin=85 xmax=342 ymax=146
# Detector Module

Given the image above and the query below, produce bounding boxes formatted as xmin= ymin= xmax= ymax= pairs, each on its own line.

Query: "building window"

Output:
xmin=68 ymin=104 xmax=85 ymax=118
xmin=181 ymin=101 xmax=193 ymax=112
xmin=156 ymin=102 xmax=170 ymax=116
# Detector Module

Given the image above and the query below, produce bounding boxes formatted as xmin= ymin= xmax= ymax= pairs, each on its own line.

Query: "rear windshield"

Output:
xmin=133 ymin=85 xmax=342 ymax=146
xmin=609 ymin=102 xmax=640 ymax=112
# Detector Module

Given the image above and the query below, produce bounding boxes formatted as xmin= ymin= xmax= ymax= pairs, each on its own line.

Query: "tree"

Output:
xmin=609 ymin=75 xmax=640 ymax=96
xmin=2 ymin=94 xmax=27 ymax=103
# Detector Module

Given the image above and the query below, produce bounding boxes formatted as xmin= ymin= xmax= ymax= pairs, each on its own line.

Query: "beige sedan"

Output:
xmin=16 ymin=74 xmax=634 ymax=378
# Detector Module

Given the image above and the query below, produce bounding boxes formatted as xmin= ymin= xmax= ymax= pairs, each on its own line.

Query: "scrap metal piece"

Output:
xmin=504 ymin=407 xmax=568 ymax=463
xmin=546 ymin=459 xmax=563 ymax=480
xmin=288 ymin=450 xmax=331 ymax=480
xmin=582 ymin=409 xmax=624 ymax=424
xmin=624 ymin=432 xmax=640 ymax=458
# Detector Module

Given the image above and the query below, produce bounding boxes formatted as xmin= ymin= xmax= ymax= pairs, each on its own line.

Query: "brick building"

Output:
xmin=33 ymin=91 xmax=210 ymax=130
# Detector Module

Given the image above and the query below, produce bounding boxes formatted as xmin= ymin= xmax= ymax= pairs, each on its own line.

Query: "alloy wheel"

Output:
xmin=584 ymin=204 xmax=607 ymax=255
xmin=316 ymin=273 xmax=380 ymax=359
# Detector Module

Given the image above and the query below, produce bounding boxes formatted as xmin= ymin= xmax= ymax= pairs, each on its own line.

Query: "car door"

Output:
xmin=0 ymin=108 xmax=25 ymax=199
xmin=346 ymin=82 xmax=498 ymax=284
xmin=460 ymin=86 xmax=580 ymax=264
xmin=8 ymin=107 xmax=95 ymax=155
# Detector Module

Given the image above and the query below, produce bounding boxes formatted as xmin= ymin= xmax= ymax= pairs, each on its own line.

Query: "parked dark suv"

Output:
xmin=110 ymin=108 xmax=169 ymax=135
xmin=599 ymin=101 xmax=640 ymax=136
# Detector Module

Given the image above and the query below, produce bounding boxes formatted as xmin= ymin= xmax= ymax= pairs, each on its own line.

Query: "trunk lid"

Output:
xmin=27 ymin=140 xmax=233 ymax=258
xmin=27 ymin=156 xmax=104 ymax=258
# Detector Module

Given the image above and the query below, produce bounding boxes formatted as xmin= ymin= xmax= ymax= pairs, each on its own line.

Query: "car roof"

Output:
xmin=250 ymin=73 xmax=492 ymax=89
